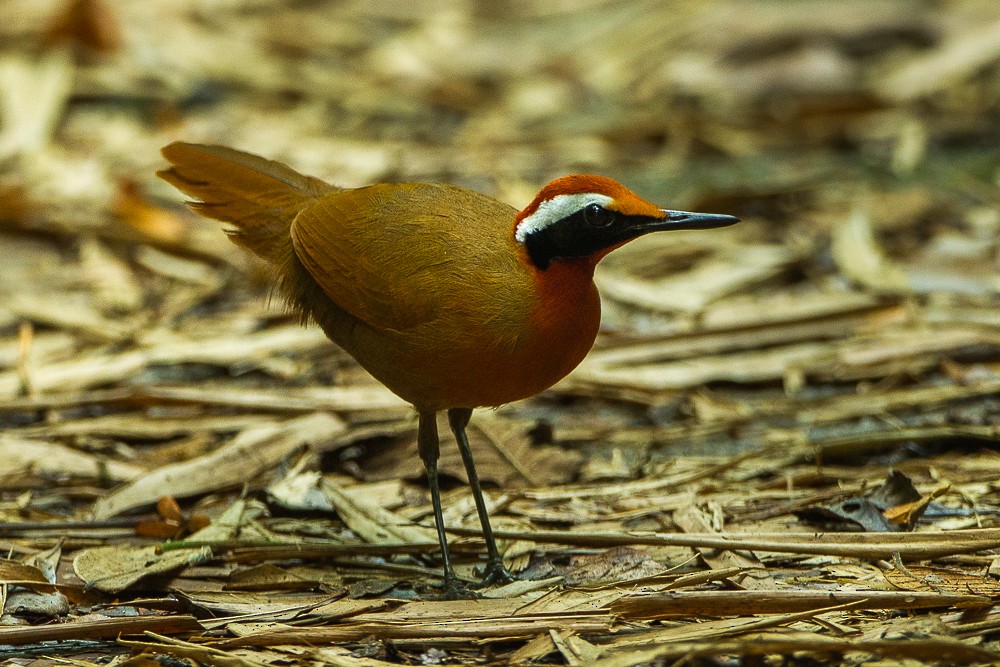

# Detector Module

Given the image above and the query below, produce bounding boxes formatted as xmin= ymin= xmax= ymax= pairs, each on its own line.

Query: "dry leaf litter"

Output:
xmin=1 ymin=0 xmax=1000 ymax=665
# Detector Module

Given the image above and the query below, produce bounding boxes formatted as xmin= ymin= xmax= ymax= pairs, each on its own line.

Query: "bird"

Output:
xmin=158 ymin=142 xmax=738 ymax=594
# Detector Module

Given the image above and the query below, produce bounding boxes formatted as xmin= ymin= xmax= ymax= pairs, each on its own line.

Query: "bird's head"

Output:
xmin=514 ymin=175 xmax=738 ymax=270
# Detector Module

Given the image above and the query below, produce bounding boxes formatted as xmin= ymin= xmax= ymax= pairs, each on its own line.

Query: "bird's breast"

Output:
xmin=513 ymin=258 xmax=603 ymax=396
xmin=434 ymin=256 xmax=602 ymax=410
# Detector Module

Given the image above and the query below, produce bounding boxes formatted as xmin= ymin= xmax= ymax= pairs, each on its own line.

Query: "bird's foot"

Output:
xmin=475 ymin=559 xmax=515 ymax=588
xmin=437 ymin=574 xmax=479 ymax=600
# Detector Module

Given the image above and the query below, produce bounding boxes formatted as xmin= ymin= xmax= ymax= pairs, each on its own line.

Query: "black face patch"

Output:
xmin=523 ymin=206 xmax=656 ymax=270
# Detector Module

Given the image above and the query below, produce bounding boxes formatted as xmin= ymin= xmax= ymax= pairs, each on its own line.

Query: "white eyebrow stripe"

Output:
xmin=515 ymin=193 xmax=614 ymax=243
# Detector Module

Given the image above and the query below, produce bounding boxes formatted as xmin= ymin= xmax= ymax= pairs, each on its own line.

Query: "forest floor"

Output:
xmin=2 ymin=0 xmax=1000 ymax=665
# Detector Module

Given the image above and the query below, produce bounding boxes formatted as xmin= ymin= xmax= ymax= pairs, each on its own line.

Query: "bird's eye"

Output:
xmin=583 ymin=203 xmax=613 ymax=227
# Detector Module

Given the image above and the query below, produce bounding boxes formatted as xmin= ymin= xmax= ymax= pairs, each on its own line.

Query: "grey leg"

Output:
xmin=448 ymin=407 xmax=514 ymax=585
xmin=417 ymin=411 xmax=467 ymax=596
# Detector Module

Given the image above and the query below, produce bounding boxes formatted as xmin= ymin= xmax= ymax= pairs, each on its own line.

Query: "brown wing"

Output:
xmin=291 ymin=182 xmax=518 ymax=332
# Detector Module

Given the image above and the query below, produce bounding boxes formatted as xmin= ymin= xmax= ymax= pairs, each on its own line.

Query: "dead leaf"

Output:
xmin=0 ymin=50 xmax=74 ymax=158
xmin=321 ymin=478 xmax=436 ymax=545
xmin=883 ymin=564 xmax=1000 ymax=597
xmin=0 ymin=435 xmax=143 ymax=484
xmin=73 ymin=499 xmax=260 ymax=594
xmin=564 ymin=547 xmax=665 ymax=585
xmin=43 ymin=0 xmax=121 ymax=54
xmin=0 ymin=560 xmax=55 ymax=591
xmin=93 ymin=413 xmax=345 ymax=518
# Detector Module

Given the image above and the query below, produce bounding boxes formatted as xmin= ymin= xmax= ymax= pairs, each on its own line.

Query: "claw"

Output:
xmin=475 ymin=559 xmax=515 ymax=587
xmin=439 ymin=574 xmax=480 ymax=600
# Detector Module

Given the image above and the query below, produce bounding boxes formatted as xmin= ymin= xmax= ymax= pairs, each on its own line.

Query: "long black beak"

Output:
xmin=650 ymin=209 xmax=740 ymax=231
